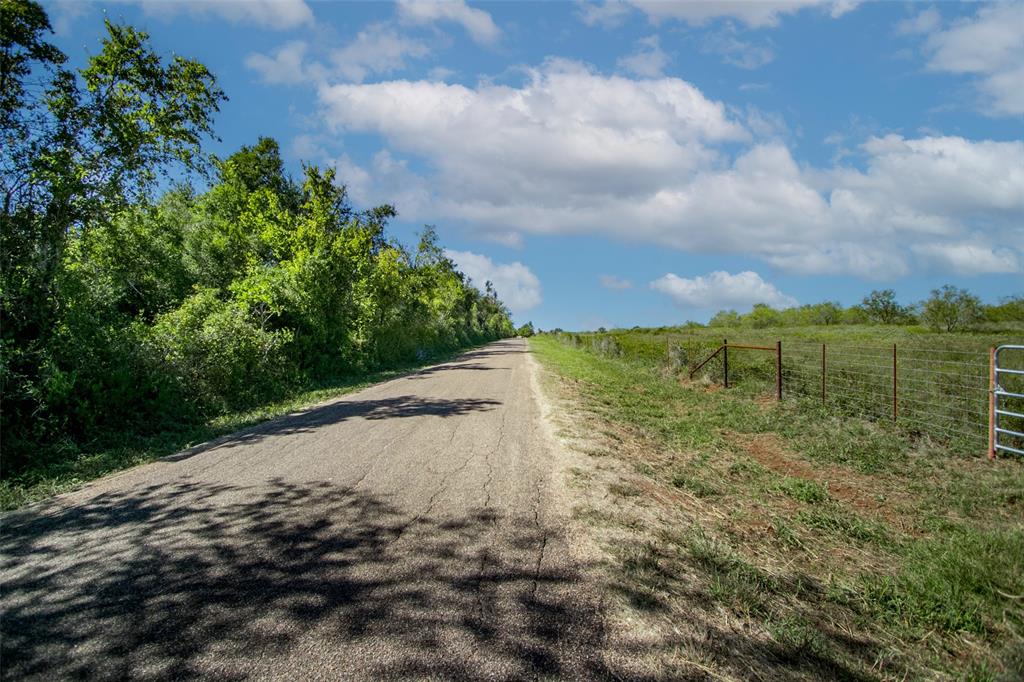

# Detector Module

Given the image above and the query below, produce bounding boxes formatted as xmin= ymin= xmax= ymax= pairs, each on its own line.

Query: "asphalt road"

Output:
xmin=0 ymin=339 xmax=613 ymax=680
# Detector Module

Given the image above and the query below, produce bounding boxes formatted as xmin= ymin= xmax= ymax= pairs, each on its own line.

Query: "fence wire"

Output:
xmin=555 ymin=332 xmax=1022 ymax=457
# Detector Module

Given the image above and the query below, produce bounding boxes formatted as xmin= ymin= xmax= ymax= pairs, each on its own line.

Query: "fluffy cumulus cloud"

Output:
xmin=136 ymin=0 xmax=313 ymax=29
xmin=905 ymin=3 xmax=1024 ymax=116
xmin=650 ymin=271 xmax=797 ymax=310
xmin=444 ymin=250 xmax=542 ymax=314
xmin=316 ymin=59 xmax=1021 ymax=279
xmin=397 ymin=0 xmax=501 ymax=45
xmin=599 ymin=275 xmax=633 ymax=290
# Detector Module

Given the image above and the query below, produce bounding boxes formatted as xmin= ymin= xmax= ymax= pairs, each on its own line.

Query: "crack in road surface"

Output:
xmin=0 ymin=339 xmax=614 ymax=680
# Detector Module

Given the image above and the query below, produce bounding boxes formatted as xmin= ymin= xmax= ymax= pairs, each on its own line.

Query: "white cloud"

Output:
xmin=912 ymin=243 xmax=1021 ymax=276
xmin=245 ymin=41 xmax=317 ymax=85
xmin=136 ymin=0 xmax=313 ymax=29
xmin=650 ymin=271 xmax=797 ymax=310
xmin=444 ymin=250 xmax=542 ymax=313
xmin=578 ymin=0 xmax=633 ymax=27
xmin=895 ymin=6 xmax=941 ymax=36
xmin=599 ymin=275 xmax=633 ymax=290
xmin=330 ymin=24 xmax=431 ymax=83
xmin=397 ymin=0 xmax=501 ymax=45
xmin=617 ymin=35 xmax=670 ymax=77
xmin=312 ymin=60 xmax=1023 ymax=280
xmin=246 ymin=25 xmax=431 ymax=85
xmin=630 ymin=0 xmax=854 ymax=28
xmin=50 ymin=0 xmax=91 ymax=35
xmin=909 ymin=3 xmax=1024 ymax=116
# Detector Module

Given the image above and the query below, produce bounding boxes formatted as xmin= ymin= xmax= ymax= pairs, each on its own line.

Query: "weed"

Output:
xmin=685 ymin=528 xmax=777 ymax=615
xmin=797 ymin=507 xmax=891 ymax=545
xmin=777 ymin=476 xmax=829 ymax=503
xmin=670 ymin=471 xmax=721 ymax=498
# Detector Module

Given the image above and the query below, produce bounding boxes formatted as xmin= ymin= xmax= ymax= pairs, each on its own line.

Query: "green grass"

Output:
xmin=530 ymin=333 xmax=1024 ymax=679
xmin=0 ymin=345 xmax=486 ymax=510
xmin=555 ymin=323 xmax=1024 ymax=458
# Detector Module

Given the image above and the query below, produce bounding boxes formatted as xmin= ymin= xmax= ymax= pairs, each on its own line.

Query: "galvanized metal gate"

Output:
xmin=990 ymin=344 xmax=1024 ymax=458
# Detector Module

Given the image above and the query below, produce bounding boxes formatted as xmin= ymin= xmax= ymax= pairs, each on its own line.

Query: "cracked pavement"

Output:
xmin=0 ymin=339 xmax=613 ymax=680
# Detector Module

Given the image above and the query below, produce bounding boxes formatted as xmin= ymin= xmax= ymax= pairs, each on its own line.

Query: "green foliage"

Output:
xmin=699 ymin=287 xmax=1018 ymax=332
xmin=985 ymin=295 xmax=1024 ymax=323
xmin=861 ymin=289 xmax=913 ymax=325
xmin=920 ymin=284 xmax=983 ymax=332
xmin=516 ymin=322 xmax=535 ymax=337
xmin=0 ymin=3 xmax=516 ymax=488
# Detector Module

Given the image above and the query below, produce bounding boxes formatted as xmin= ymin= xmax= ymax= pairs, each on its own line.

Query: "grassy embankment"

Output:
xmin=531 ymin=329 xmax=1022 ymax=680
xmin=0 ymin=345 xmax=484 ymax=511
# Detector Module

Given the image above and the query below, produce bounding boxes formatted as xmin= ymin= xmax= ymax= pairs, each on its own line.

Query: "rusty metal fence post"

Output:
xmin=723 ymin=339 xmax=729 ymax=389
xmin=776 ymin=340 xmax=782 ymax=401
xmin=821 ymin=343 xmax=826 ymax=406
xmin=892 ymin=343 xmax=898 ymax=422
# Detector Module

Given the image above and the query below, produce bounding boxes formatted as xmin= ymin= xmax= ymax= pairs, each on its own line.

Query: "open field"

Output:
xmin=555 ymin=324 xmax=1024 ymax=458
xmin=530 ymin=332 xmax=1023 ymax=680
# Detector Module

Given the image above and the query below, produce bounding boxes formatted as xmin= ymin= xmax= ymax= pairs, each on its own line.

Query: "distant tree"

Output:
xmin=516 ymin=322 xmax=535 ymax=337
xmin=861 ymin=289 xmax=909 ymax=324
xmin=984 ymin=295 xmax=1024 ymax=323
xmin=597 ymin=326 xmax=607 ymax=333
xmin=747 ymin=303 xmax=782 ymax=329
xmin=920 ymin=285 xmax=982 ymax=332
xmin=841 ymin=305 xmax=870 ymax=325
xmin=708 ymin=309 xmax=741 ymax=327
xmin=809 ymin=301 xmax=843 ymax=326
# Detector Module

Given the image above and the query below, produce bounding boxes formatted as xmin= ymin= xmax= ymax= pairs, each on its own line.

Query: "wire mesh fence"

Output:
xmin=554 ymin=331 xmax=1023 ymax=458
xmin=781 ymin=340 xmax=990 ymax=454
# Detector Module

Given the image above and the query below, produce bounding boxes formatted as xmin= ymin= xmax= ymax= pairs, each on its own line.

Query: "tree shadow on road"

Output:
xmin=0 ymin=478 xmax=614 ymax=680
xmin=0 ymin=474 xmax=895 ymax=681
xmin=168 ymin=395 xmax=503 ymax=460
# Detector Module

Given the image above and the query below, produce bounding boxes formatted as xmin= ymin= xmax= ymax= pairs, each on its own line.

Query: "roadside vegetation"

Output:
xmin=531 ymin=327 xmax=1023 ymax=680
xmin=0 ymin=2 xmax=514 ymax=508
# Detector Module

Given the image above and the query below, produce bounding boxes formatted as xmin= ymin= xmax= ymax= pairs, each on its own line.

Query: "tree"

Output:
xmin=861 ymin=289 xmax=908 ymax=324
xmin=516 ymin=322 xmax=535 ymax=337
xmin=747 ymin=303 xmax=781 ymax=329
xmin=708 ymin=310 xmax=741 ymax=327
xmin=920 ymin=285 xmax=982 ymax=332
xmin=2 ymin=0 xmax=224 ymax=464
xmin=984 ymin=295 xmax=1024 ymax=323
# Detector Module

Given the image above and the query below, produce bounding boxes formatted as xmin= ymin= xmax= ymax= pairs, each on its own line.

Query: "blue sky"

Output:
xmin=47 ymin=1 xmax=1023 ymax=330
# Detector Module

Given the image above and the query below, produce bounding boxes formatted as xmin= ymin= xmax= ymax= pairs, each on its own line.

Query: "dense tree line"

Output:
xmin=1 ymin=2 xmax=513 ymax=476
xmin=707 ymin=288 xmax=1022 ymax=331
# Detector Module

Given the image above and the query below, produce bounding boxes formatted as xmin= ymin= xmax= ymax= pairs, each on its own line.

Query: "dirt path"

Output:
xmin=0 ymin=339 xmax=615 ymax=680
